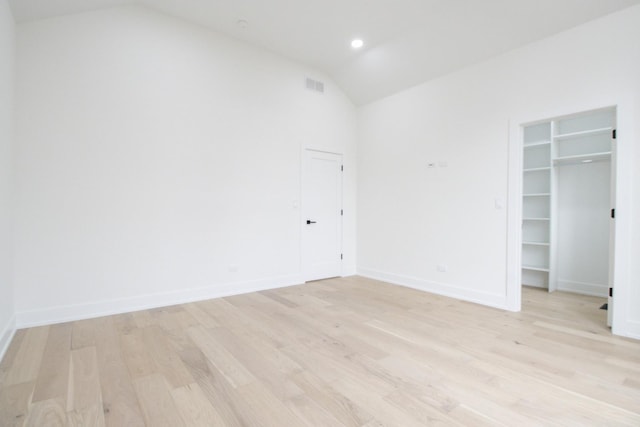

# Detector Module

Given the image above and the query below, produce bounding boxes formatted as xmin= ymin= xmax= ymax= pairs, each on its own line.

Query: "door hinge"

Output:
xmin=609 ymin=288 xmax=613 ymax=298
xmin=612 ymin=129 xmax=617 ymax=139
xmin=340 ymin=253 xmax=343 ymax=260
xmin=341 ymin=165 xmax=343 ymax=172
xmin=611 ymin=208 xmax=615 ymax=219
xmin=341 ymin=209 xmax=343 ymax=216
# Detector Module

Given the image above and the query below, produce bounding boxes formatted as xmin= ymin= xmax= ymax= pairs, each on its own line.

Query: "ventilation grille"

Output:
xmin=305 ymin=77 xmax=325 ymax=94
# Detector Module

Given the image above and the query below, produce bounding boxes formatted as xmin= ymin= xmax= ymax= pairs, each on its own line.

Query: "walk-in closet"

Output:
xmin=521 ymin=107 xmax=615 ymax=322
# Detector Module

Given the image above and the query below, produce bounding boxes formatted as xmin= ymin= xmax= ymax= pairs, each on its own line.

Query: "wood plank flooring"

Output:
xmin=1 ymin=276 xmax=639 ymax=426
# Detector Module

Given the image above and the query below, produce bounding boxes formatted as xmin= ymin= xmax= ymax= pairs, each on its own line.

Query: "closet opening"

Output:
xmin=520 ymin=107 xmax=616 ymax=327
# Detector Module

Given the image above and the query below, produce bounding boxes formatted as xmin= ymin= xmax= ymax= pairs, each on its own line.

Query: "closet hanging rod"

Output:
xmin=553 ymin=152 xmax=611 ymax=166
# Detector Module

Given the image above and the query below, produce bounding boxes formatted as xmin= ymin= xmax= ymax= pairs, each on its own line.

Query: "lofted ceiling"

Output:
xmin=9 ymin=0 xmax=640 ymax=105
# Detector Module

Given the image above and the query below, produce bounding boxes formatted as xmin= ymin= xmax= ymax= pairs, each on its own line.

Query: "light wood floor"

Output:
xmin=1 ymin=276 xmax=639 ymax=426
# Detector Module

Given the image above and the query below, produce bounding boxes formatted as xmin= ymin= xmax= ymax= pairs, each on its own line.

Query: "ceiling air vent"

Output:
xmin=305 ymin=77 xmax=324 ymax=94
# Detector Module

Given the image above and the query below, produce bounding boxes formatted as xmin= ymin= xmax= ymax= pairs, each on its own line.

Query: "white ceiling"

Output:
xmin=9 ymin=0 xmax=640 ymax=105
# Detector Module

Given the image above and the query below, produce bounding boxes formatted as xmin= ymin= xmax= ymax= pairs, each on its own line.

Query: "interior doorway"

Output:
xmin=518 ymin=107 xmax=616 ymax=327
xmin=301 ymin=149 xmax=343 ymax=282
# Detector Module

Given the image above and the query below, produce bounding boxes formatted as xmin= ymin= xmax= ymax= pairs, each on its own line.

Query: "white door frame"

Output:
xmin=300 ymin=146 xmax=344 ymax=281
xmin=608 ymin=129 xmax=617 ymax=327
xmin=506 ymin=102 xmax=634 ymax=338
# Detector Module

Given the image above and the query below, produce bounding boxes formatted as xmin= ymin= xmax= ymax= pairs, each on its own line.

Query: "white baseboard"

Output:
xmin=16 ymin=274 xmax=305 ymax=328
xmin=557 ymin=279 xmax=607 ymax=297
xmin=613 ymin=319 xmax=640 ymax=340
xmin=523 ymin=283 xmax=547 ymax=289
xmin=614 ymin=320 xmax=640 ymax=340
xmin=0 ymin=314 xmax=16 ymax=363
xmin=357 ymin=267 xmax=508 ymax=310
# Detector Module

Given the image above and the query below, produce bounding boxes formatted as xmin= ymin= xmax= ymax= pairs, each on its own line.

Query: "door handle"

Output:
xmin=306 ymin=220 xmax=317 ymax=225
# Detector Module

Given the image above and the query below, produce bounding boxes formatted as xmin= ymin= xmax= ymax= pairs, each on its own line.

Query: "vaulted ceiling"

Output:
xmin=9 ymin=0 xmax=640 ymax=105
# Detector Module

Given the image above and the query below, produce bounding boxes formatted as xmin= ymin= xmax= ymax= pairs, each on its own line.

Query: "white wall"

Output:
xmin=13 ymin=5 xmax=357 ymax=326
xmin=557 ymin=161 xmax=610 ymax=297
xmin=0 ymin=0 xmax=15 ymax=357
xmin=358 ymin=5 xmax=640 ymax=338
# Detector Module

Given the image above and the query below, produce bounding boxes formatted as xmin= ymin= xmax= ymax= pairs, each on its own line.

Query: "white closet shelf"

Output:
xmin=523 ymin=217 xmax=550 ymax=221
xmin=523 ymin=193 xmax=551 ymax=197
xmin=523 ymin=141 xmax=551 ymax=148
xmin=523 ymin=241 xmax=550 ymax=246
xmin=523 ymin=167 xmax=551 ymax=172
xmin=554 ymin=127 xmax=612 ymax=141
xmin=553 ymin=151 xmax=611 ymax=165
xmin=522 ymin=265 xmax=550 ymax=272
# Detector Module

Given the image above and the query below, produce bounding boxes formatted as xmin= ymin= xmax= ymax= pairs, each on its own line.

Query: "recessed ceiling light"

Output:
xmin=351 ymin=39 xmax=364 ymax=49
xmin=237 ymin=19 xmax=248 ymax=29
xmin=582 ymin=159 xmax=593 ymax=163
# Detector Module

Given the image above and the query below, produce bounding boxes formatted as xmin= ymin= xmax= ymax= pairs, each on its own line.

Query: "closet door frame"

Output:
xmin=608 ymin=134 xmax=617 ymax=327
xmin=507 ymin=103 xmax=633 ymax=339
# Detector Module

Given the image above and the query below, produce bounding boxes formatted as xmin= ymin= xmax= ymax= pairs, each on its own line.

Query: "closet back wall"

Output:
xmin=13 ymin=5 xmax=357 ymax=326
xmin=556 ymin=161 xmax=611 ymax=296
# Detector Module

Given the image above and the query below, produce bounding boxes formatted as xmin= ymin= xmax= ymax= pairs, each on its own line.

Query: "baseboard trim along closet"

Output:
xmin=357 ymin=267 xmax=508 ymax=310
xmin=15 ymin=274 xmax=306 ymax=329
xmin=626 ymin=321 xmax=640 ymax=340
xmin=0 ymin=315 xmax=16 ymax=362
xmin=557 ymin=279 xmax=608 ymax=298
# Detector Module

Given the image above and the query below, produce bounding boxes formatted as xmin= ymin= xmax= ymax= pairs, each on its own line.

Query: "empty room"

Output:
xmin=1 ymin=0 xmax=640 ymax=425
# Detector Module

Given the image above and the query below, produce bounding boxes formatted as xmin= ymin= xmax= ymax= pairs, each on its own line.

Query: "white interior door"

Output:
xmin=302 ymin=149 xmax=342 ymax=282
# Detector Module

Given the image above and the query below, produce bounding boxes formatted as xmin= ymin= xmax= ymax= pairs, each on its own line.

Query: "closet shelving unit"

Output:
xmin=522 ymin=123 xmax=553 ymax=286
xmin=521 ymin=108 xmax=614 ymax=292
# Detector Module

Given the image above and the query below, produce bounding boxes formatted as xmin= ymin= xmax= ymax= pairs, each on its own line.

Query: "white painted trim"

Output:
xmin=0 ymin=314 xmax=16 ymax=363
xmin=357 ymin=268 xmax=508 ymax=310
xmin=557 ymin=280 xmax=607 ymax=298
xmin=524 ymin=283 xmax=546 ymax=290
xmin=16 ymin=274 xmax=304 ymax=329
xmin=506 ymin=119 xmax=523 ymax=311
xmin=619 ymin=321 xmax=640 ymax=340
xmin=610 ymin=100 xmax=635 ymax=340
